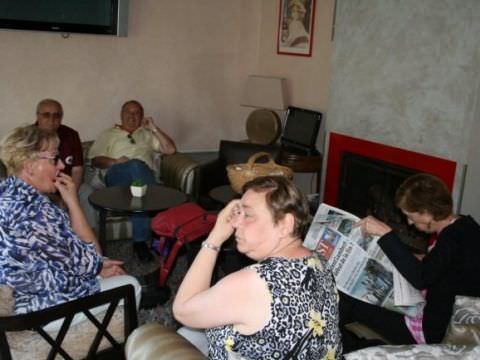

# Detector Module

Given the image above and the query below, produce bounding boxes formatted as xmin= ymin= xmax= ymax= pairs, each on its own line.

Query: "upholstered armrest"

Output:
xmin=159 ymin=152 xmax=198 ymax=195
xmin=125 ymin=323 xmax=206 ymax=359
xmin=344 ymin=344 xmax=480 ymax=359
xmin=443 ymin=295 xmax=480 ymax=345
xmin=344 ymin=296 xmax=480 ymax=359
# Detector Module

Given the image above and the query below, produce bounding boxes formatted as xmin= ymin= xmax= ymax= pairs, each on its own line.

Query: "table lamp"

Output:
xmin=241 ymin=75 xmax=287 ymax=145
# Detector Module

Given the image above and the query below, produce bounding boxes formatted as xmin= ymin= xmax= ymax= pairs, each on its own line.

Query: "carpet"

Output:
xmin=105 ymin=238 xmax=189 ymax=329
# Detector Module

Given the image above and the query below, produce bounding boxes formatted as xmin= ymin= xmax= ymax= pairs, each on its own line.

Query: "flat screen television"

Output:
xmin=280 ymin=106 xmax=322 ymax=155
xmin=0 ymin=0 xmax=129 ymax=36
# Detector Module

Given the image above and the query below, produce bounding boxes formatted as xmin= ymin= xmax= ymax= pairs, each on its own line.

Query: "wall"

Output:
xmin=0 ymin=0 xmax=262 ymax=151
xmin=460 ymin=90 xmax=480 ymax=218
xmin=327 ymin=0 xmax=480 ymax=207
xmin=0 ymin=0 xmax=337 ymax=194
xmin=257 ymin=0 xmax=336 ymax=194
xmin=258 ymin=0 xmax=335 ymax=147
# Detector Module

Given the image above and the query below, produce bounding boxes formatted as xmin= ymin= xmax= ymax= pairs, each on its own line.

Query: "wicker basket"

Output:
xmin=226 ymin=152 xmax=293 ymax=193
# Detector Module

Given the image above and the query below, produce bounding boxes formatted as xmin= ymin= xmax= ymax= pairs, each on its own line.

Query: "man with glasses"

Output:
xmin=35 ymin=98 xmax=97 ymax=231
xmin=88 ymin=100 xmax=176 ymax=261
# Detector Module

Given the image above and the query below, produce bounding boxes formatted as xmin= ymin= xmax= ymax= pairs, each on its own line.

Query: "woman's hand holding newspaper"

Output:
xmin=356 ymin=216 xmax=392 ymax=237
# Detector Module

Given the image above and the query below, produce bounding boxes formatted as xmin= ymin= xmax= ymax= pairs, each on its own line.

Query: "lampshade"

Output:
xmin=241 ymin=75 xmax=286 ymax=110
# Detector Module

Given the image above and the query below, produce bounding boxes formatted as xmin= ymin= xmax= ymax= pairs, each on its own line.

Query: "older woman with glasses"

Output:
xmin=0 ymin=125 xmax=140 ymax=318
xmin=340 ymin=173 xmax=480 ymax=353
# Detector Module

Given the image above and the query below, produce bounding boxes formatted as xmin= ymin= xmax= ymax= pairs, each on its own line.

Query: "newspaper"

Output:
xmin=304 ymin=203 xmax=424 ymax=316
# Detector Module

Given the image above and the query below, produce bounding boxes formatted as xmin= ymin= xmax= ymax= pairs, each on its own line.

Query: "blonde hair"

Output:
xmin=0 ymin=125 xmax=59 ymax=176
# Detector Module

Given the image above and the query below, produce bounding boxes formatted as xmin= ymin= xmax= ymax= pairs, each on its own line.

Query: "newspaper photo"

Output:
xmin=304 ymin=203 xmax=424 ymax=316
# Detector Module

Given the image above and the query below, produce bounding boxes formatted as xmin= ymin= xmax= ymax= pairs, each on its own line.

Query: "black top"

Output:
xmin=379 ymin=215 xmax=480 ymax=342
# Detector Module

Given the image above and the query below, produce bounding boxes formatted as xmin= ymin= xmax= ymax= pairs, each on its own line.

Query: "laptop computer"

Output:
xmin=280 ymin=106 xmax=322 ymax=155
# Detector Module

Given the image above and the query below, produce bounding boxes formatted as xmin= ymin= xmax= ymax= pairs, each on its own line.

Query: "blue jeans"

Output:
xmin=105 ymin=159 xmax=157 ymax=243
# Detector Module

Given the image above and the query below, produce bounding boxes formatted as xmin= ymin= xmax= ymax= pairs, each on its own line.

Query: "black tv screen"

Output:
xmin=281 ymin=106 xmax=322 ymax=154
xmin=0 ymin=0 xmax=128 ymax=36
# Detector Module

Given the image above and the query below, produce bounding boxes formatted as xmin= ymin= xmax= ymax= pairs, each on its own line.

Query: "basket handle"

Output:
xmin=246 ymin=152 xmax=275 ymax=168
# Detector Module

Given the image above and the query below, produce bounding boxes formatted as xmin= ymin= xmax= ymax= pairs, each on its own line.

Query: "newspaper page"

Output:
xmin=304 ymin=203 xmax=423 ymax=316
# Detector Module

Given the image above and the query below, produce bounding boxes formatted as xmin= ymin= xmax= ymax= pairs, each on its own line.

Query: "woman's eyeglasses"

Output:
xmin=127 ymin=134 xmax=136 ymax=144
xmin=38 ymin=154 xmax=62 ymax=165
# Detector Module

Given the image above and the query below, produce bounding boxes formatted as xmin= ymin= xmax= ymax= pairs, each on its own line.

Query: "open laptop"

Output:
xmin=280 ymin=106 xmax=322 ymax=155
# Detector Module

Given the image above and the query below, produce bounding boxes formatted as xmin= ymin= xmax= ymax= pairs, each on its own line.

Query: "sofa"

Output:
xmin=124 ymin=295 xmax=480 ymax=359
xmin=344 ymin=295 xmax=480 ymax=359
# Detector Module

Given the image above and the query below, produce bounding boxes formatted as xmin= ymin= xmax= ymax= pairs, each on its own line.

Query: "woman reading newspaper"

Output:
xmin=340 ymin=173 xmax=480 ymax=353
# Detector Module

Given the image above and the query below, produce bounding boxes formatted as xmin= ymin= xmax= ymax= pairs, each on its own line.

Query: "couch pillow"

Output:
xmin=443 ymin=295 xmax=480 ymax=345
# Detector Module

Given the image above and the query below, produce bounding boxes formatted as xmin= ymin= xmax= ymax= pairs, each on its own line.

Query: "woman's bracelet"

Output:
xmin=201 ymin=241 xmax=220 ymax=252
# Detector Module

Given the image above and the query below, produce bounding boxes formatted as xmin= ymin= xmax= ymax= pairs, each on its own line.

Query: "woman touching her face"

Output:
xmin=173 ymin=176 xmax=342 ymax=359
xmin=0 ymin=125 xmax=140 ymax=319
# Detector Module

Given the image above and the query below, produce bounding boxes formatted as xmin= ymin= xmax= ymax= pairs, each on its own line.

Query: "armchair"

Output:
xmin=193 ymin=140 xmax=280 ymax=208
xmin=0 ymin=284 xmax=138 ymax=360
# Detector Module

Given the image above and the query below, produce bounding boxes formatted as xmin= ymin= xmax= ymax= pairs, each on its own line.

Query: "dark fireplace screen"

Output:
xmin=338 ymin=152 xmax=429 ymax=252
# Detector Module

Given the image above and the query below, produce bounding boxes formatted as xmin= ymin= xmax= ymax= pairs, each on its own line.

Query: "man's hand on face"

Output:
xmin=142 ymin=116 xmax=157 ymax=132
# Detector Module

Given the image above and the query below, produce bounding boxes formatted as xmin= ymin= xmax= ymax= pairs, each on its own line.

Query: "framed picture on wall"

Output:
xmin=277 ymin=0 xmax=316 ymax=56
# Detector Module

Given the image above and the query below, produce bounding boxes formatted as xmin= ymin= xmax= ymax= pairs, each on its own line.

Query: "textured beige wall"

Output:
xmin=0 ymin=0 xmax=263 ymax=151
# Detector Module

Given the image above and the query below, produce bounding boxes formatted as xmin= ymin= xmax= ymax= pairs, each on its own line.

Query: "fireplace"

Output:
xmin=323 ymin=132 xmax=457 ymax=251
xmin=338 ymin=152 xmax=417 ymax=218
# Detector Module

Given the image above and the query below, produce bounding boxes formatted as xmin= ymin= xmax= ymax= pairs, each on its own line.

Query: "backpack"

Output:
xmin=151 ymin=202 xmax=216 ymax=286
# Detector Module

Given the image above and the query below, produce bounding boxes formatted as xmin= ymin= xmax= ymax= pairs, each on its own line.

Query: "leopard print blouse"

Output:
xmin=206 ymin=253 xmax=342 ymax=359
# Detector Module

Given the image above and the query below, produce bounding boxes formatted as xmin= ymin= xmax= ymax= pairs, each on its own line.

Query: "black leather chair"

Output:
xmin=193 ymin=140 xmax=280 ymax=209
xmin=0 ymin=284 xmax=138 ymax=360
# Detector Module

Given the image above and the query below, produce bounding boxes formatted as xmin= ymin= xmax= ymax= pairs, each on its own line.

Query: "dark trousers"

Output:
xmin=339 ymin=292 xmax=416 ymax=352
